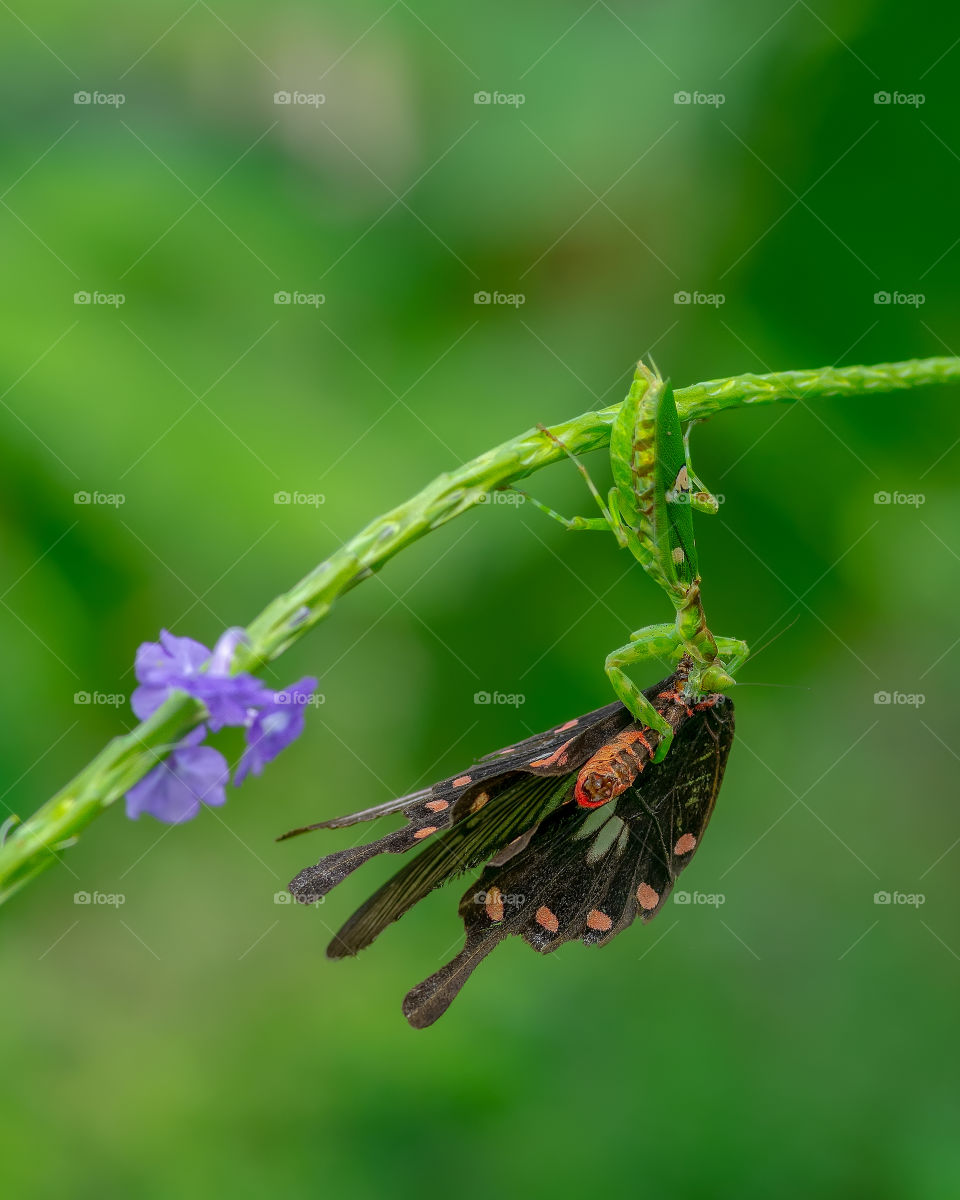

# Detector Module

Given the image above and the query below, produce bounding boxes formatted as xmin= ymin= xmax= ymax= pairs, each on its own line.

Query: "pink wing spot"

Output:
xmin=674 ymin=833 xmax=697 ymax=856
xmin=452 ymin=775 xmax=472 ymax=787
xmin=556 ymin=719 xmax=579 ymax=732
xmin=485 ymin=887 xmax=505 ymax=922
xmin=535 ymin=905 xmax=559 ymax=933
xmin=413 ymin=826 xmax=438 ymax=840
xmin=425 ymin=799 xmax=449 ymax=813
xmin=637 ymin=883 xmax=660 ymax=911
xmin=529 ymin=739 xmax=573 ymax=769
xmin=586 ymin=909 xmax=613 ymax=932
xmin=499 ymin=747 xmax=516 ymax=755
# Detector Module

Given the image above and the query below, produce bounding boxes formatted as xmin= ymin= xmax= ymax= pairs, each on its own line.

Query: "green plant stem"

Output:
xmin=0 ymin=694 xmax=206 ymax=903
xmin=2 ymin=355 xmax=957 ymax=904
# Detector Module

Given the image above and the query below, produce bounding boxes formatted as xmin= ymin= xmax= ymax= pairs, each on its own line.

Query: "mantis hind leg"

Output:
xmin=514 ymin=491 xmax=611 ymax=532
xmin=605 ymin=623 xmax=683 ymax=762
xmin=530 ymin=424 xmax=629 ymax=548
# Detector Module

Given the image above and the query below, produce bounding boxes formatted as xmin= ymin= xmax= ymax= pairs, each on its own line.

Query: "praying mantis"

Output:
xmin=522 ymin=361 xmax=749 ymax=762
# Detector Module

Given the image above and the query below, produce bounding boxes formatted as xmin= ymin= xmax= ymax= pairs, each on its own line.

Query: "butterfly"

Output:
xmin=281 ymin=661 xmax=735 ymax=1027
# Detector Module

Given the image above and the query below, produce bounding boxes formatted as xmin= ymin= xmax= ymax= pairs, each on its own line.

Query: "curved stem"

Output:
xmin=676 ymin=357 xmax=960 ymax=420
xmin=1 ymin=355 xmax=956 ymax=903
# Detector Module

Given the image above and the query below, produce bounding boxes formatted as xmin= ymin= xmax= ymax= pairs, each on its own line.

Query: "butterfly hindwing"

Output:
xmin=607 ymin=692 xmax=732 ymax=923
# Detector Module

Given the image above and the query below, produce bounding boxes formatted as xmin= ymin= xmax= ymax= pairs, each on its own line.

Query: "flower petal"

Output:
xmin=191 ymin=672 xmax=272 ymax=731
xmin=125 ymin=742 xmax=228 ymax=824
xmin=234 ymin=676 xmax=317 ymax=786
xmin=208 ymin=626 xmax=249 ymax=675
xmin=131 ymin=683 xmax=170 ymax=721
xmin=158 ymin=630 xmax=211 ymax=672
xmin=135 ymin=631 xmax=210 ymax=697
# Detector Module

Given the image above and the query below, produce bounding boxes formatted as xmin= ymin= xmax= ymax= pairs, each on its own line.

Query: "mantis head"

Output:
xmin=696 ymin=662 xmax=737 ymax=695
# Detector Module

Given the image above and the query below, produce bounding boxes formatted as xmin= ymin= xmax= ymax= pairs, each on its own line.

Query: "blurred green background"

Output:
xmin=2 ymin=1 xmax=959 ymax=1196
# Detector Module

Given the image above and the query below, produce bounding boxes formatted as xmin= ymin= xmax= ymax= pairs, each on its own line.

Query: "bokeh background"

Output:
xmin=2 ymin=2 xmax=959 ymax=1196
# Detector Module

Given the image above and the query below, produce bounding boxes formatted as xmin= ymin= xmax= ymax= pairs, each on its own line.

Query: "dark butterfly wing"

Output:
xmin=284 ymin=691 xmax=652 ymax=903
xmin=289 ymin=766 xmax=539 ymax=904
xmin=472 ymin=699 xmax=627 ymax=768
xmin=282 ymin=698 xmax=632 ymax=842
xmin=326 ymin=772 xmax=574 ymax=957
xmin=278 ymin=785 xmax=435 ymax=835
xmin=402 ymin=696 xmax=734 ymax=1028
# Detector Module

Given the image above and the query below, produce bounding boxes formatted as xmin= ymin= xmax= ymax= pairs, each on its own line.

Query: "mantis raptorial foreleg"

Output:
xmin=713 ymin=635 xmax=750 ymax=676
xmin=682 ymin=421 xmax=720 ymax=515
xmin=603 ymin=624 xmax=683 ymax=758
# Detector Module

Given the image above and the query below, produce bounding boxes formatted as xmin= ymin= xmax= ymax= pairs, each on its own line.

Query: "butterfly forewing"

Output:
xmin=453 ymin=698 xmax=629 ymax=789
xmin=286 ymin=697 xmax=636 ymax=903
xmin=327 ymin=772 xmax=573 ymax=958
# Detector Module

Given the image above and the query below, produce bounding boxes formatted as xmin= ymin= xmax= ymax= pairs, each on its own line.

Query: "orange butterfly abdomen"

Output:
xmin=574 ymin=727 xmax=652 ymax=808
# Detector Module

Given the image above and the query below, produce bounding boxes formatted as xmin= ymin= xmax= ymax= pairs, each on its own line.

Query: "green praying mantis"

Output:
xmin=521 ymin=361 xmax=749 ymax=762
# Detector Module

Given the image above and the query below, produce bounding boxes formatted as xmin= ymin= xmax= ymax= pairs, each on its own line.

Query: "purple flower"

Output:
xmin=235 ymin=677 xmax=318 ymax=786
xmin=125 ymin=729 xmax=229 ymax=824
xmin=196 ymin=628 xmax=274 ymax=728
xmin=132 ymin=631 xmax=211 ymax=720
xmin=190 ymin=671 xmax=271 ymax=732
xmin=131 ymin=627 xmax=270 ymax=728
xmin=125 ymin=627 xmax=317 ymax=824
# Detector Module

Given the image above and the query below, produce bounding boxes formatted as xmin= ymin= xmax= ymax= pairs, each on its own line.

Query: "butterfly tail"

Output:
xmin=402 ymin=932 xmax=505 ymax=1028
